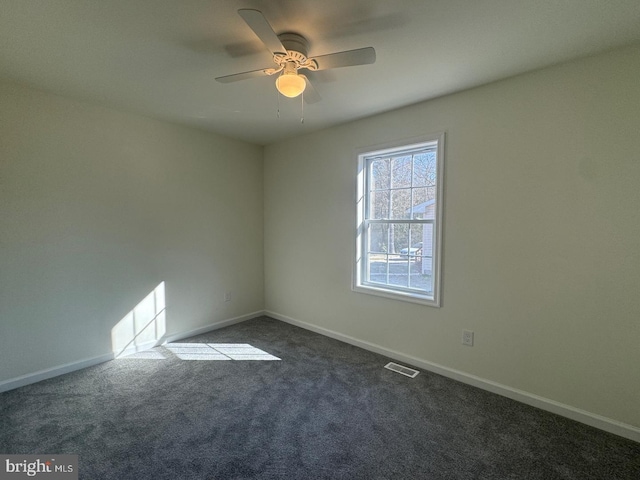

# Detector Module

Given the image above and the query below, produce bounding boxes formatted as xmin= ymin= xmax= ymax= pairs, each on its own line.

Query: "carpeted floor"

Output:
xmin=1 ymin=316 xmax=639 ymax=479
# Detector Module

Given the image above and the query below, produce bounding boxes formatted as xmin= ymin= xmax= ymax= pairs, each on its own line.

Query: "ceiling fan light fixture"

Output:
xmin=276 ymin=72 xmax=306 ymax=98
xmin=215 ymin=9 xmax=376 ymax=106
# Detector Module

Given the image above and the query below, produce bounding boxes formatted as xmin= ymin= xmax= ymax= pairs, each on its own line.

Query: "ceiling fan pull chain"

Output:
xmin=301 ymin=91 xmax=304 ymax=124
xmin=276 ymin=89 xmax=280 ymax=119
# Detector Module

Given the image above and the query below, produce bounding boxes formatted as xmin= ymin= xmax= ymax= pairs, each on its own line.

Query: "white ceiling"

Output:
xmin=2 ymin=0 xmax=640 ymax=145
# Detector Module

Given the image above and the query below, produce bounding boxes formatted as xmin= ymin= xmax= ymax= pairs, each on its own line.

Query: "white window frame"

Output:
xmin=353 ymin=133 xmax=445 ymax=307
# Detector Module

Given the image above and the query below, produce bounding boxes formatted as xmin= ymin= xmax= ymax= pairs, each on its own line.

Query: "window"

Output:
xmin=354 ymin=134 xmax=444 ymax=306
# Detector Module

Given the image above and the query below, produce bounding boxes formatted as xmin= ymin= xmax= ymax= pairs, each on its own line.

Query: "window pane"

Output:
xmin=368 ymin=253 xmax=389 ymax=285
xmin=409 ymin=187 xmax=428 ymax=219
xmin=408 ymin=223 xmax=423 ymax=252
xmin=408 ymin=257 xmax=432 ymax=293
xmin=389 ymin=223 xmax=409 ymax=254
xmin=390 ymin=189 xmax=412 ymax=219
xmin=370 ymin=158 xmax=390 ymax=190
xmin=412 ymin=151 xmax=437 ymax=187
xmin=406 ymin=223 xmax=431 ymax=292
xmin=368 ymin=223 xmax=389 ymax=253
xmin=388 ymin=253 xmax=409 ymax=288
xmin=391 ymin=155 xmax=412 ymax=188
xmin=370 ymin=190 xmax=389 ymax=219
xmin=422 ymin=223 xmax=435 ymax=267
xmin=368 ymin=222 xmax=391 ymax=285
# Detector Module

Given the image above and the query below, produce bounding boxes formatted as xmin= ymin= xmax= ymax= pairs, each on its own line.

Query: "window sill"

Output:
xmin=352 ymin=283 xmax=440 ymax=307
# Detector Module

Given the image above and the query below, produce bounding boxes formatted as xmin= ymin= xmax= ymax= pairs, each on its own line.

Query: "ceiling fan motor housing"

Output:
xmin=279 ymin=33 xmax=308 ymax=57
xmin=275 ymin=33 xmax=318 ymax=71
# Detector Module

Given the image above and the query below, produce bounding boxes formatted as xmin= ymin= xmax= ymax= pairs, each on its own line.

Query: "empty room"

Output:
xmin=1 ymin=1 xmax=639 ymax=479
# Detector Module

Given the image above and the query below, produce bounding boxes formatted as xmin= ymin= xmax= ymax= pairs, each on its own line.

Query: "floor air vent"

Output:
xmin=384 ymin=362 xmax=419 ymax=378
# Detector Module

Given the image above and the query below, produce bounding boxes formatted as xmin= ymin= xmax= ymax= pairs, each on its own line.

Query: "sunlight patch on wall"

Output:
xmin=111 ymin=282 xmax=166 ymax=359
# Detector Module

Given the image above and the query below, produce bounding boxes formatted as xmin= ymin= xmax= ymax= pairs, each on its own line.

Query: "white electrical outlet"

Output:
xmin=462 ymin=330 xmax=474 ymax=346
xmin=224 ymin=292 xmax=232 ymax=303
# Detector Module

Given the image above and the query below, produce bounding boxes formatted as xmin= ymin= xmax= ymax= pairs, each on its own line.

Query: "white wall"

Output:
xmin=2 ymin=43 xmax=639 ymax=434
xmin=264 ymin=45 xmax=640 ymax=429
xmin=0 ymin=80 xmax=264 ymax=382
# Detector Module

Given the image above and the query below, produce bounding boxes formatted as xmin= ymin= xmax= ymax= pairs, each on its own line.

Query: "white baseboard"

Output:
xmin=0 ymin=353 xmax=115 ymax=393
xmin=162 ymin=310 xmax=264 ymax=344
xmin=4 ymin=308 xmax=637 ymax=443
xmin=115 ymin=339 xmax=159 ymax=359
xmin=265 ymin=310 xmax=640 ymax=443
xmin=0 ymin=310 xmax=265 ymax=394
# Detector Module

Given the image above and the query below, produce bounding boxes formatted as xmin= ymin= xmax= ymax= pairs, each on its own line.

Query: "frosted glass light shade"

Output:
xmin=276 ymin=73 xmax=306 ymax=98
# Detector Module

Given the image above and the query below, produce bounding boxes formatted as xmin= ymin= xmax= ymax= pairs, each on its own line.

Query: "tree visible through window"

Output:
xmin=355 ymin=135 xmax=444 ymax=306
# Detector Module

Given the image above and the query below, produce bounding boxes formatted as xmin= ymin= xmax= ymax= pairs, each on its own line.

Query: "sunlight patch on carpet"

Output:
xmin=165 ymin=343 xmax=280 ymax=361
xmin=121 ymin=350 xmax=168 ymax=360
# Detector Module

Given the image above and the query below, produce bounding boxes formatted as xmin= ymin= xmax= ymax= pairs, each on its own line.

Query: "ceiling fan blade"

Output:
xmin=215 ymin=68 xmax=270 ymax=83
xmin=300 ymin=75 xmax=321 ymax=104
xmin=311 ymin=47 xmax=376 ymax=71
xmin=238 ymin=9 xmax=286 ymax=56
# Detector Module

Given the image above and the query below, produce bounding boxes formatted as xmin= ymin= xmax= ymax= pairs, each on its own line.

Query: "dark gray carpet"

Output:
xmin=1 ymin=316 xmax=639 ymax=479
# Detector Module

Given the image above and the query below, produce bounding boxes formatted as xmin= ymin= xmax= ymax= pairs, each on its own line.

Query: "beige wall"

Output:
xmin=0 ymin=80 xmax=264 ymax=382
xmin=264 ymin=45 xmax=640 ymax=428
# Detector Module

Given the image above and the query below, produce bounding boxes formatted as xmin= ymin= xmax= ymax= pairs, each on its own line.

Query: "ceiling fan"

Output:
xmin=215 ymin=9 xmax=376 ymax=104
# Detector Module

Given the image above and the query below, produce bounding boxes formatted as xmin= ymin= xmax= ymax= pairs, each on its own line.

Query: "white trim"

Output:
xmin=115 ymin=339 xmax=159 ymax=359
xmin=353 ymin=133 xmax=445 ymax=307
xmin=265 ymin=310 xmax=640 ymax=443
xmin=162 ymin=310 xmax=264 ymax=344
xmin=4 ymin=309 xmax=638 ymax=443
xmin=0 ymin=310 xmax=265 ymax=393
xmin=352 ymin=283 xmax=437 ymax=306
xmin=0 ymin=353 xmax=115 ymax=393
